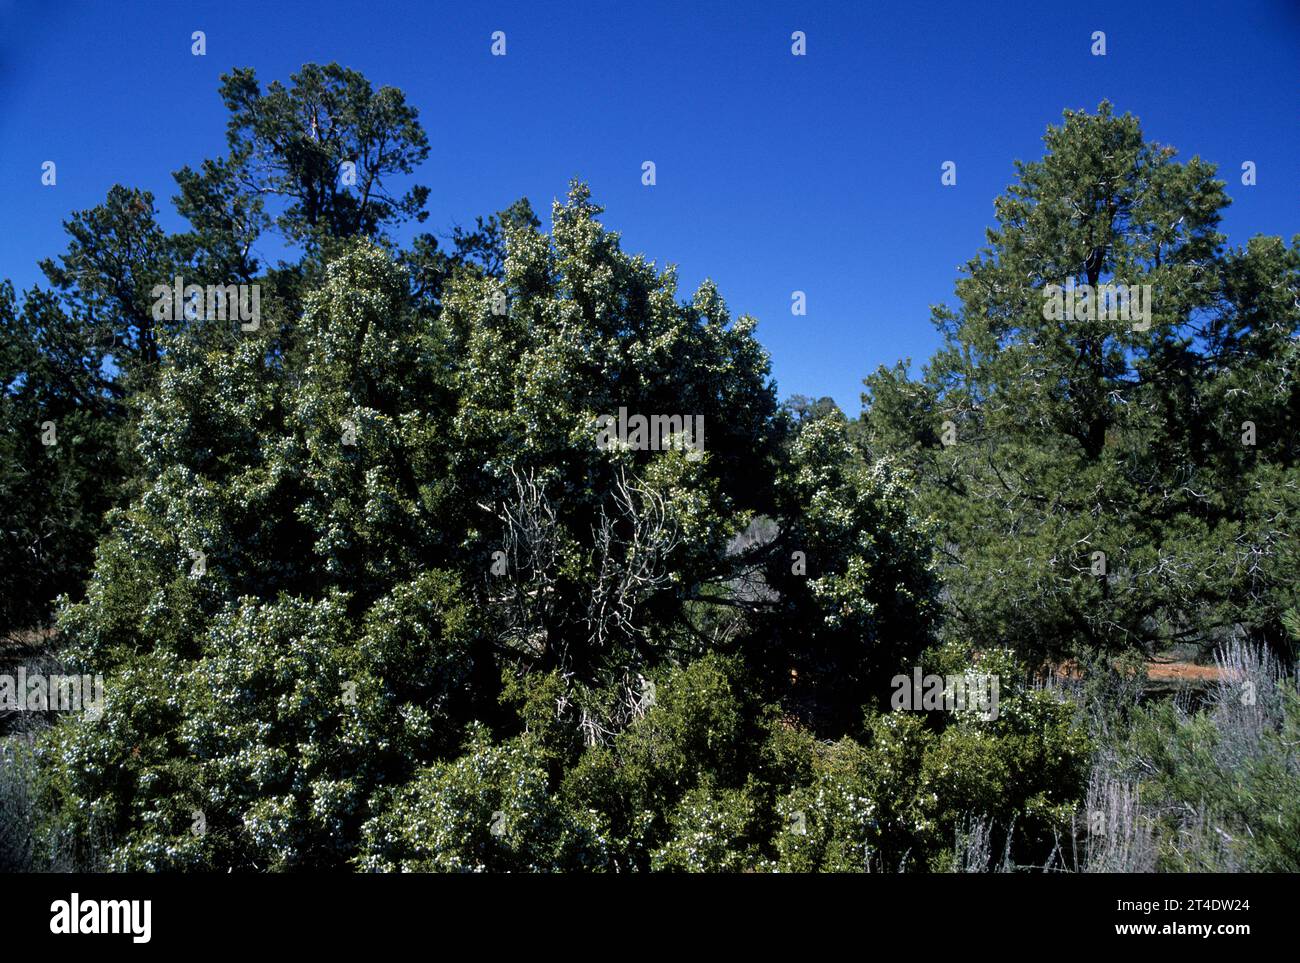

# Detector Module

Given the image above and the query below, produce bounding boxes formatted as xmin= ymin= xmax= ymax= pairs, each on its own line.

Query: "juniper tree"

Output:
xmin=442 ymin=181 xmax=935 ymax=738
xmin=36 ymin=242 xmax=474 ymax=869
xmin=31 ymin=185 xmax=941 ymax=867
xmin=0 ymin=64 xmax=453 ymax=633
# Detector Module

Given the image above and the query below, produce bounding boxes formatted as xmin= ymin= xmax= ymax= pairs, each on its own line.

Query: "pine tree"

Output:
xmin=863 ymin=102 xmax=1300 ymax=664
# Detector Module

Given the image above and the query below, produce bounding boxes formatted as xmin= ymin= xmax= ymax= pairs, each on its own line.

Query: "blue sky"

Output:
xmin=1 ymin=0 xmax=1296 ymax=412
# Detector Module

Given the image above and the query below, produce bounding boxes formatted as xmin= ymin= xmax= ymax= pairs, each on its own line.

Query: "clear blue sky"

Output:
xmin=1 ymin=0 xmax=1296 ymax=413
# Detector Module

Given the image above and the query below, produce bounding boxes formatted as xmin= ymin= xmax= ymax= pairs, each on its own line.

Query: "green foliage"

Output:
xmin=11 ymin=79 xmax=1289 ymax=875
xmin=762 ymin=415 xmax=937 ymax=730
xmin=0 ymin=62 xmax=457 ymax=635
xmin=862 ymin=102 xmax=1300 ymax=666
xmin=208 ymin=63 xmax=431 ymax=248
xmin=559 ymin=654 xmax=762 ymax=869
xmin=24 ymin=178 xmax=941 ymax=869
xmin=1097 ymin=650 xmax=1300 ymax=872
xmin=775 ymin=651 xmax=1091 ymax=872
xmin=359 ymin=725 xmax=609 ymax=872
xmin=0 ymin=266 xmax=132 ymax=634
xmin=649 ymin=782 xmax=769 ymax=872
